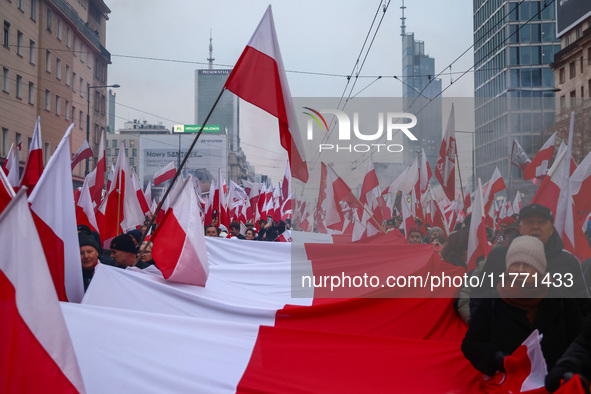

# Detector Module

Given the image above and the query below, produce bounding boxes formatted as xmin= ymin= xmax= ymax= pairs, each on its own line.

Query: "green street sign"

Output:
xmin=173 ymin=125 xmax=221 ymax=133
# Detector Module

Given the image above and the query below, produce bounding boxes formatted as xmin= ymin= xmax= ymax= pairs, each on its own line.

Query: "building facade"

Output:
xmin=473 ymin=0 xmax=560 ymax=199
xmin=1 ymin=0 xmax=112 ymax=184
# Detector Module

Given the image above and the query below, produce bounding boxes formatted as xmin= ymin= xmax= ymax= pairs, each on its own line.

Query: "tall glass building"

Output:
xmin=402 ymin=32 xmax=442 ymax=168
xmin=473 ymin=0 xmax=561 ymax=196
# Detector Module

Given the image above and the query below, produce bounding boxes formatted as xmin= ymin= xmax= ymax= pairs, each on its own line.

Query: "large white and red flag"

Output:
xmin=467 ymin=179 xmax=490 ymax=271
xmin=420 ymin=147 xmax=433 ymax=194
xmin=89 ymin=130 xmax=106 ymax=204
xmin=435 ymin=104 xmax=456 ymax=201
xmin=524 ymin=132 xmax=556 ymax=180
xmin=154 ymin=161 xmax=176 ymax=186
xmin=325 ymin=164 xmax=364 ymax=232
xmin=281 ymin=160 xmax=291 ymax=203
xmin=2 ymin=143 xmax=20 ymax=187
xmin=19 ymin=116 xmax=44 ymax=194
xmin=0 ymin=189 xmax=85 ymax=393
xmin=71 ymin=140 xmax=93 ymax=171
xmin=0 ymin=163 xmax=15 ymax=214
xmin=224 ymin=6 xmax=308 ymax=182
xmin=28 ymin=124 xmax=84 ymax=303
xmin=570 ymin=147 xmax=591 ymax=224
xmin=511 ymin=137 xmax=531 ymax=172
xmin=152 ymin=175 xmax=209 ymax=286
xmin=512 ymin=191 xmax=523 ymax=214
xmin=382 ymin=157 xmax=419 ymax=196
xmin=75 ymin=175 xmax=99 ymax=234
xmin=482 ymin=167 xmax=506 ymax=215
xmin=531 ymin=142 xmax=568 ymax=215
xmin=131 ymin=167 xmax=151 ymax=216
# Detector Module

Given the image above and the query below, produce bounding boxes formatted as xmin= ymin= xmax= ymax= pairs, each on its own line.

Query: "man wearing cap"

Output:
xmin=78 ymin=233 xmax=115 ymax=291
xmin=109 ymin=233 xmax=139 ymax=268
xmin=477 ymin=203 xmax=589 ymax=299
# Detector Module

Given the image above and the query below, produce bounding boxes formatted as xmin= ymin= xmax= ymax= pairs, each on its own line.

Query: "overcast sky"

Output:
xmin=105 ymin=0 xmax=476 ymax=185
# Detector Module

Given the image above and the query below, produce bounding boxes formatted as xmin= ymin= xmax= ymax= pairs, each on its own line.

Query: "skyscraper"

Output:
xmin=473 ymin=0 xmax=560 ymax=196
xmin=401 ymin=2 xmax=442 ymax=168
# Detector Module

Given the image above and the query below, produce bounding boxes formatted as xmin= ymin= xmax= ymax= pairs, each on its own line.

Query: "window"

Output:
xmin=71 ymin=106 xmax=76 ymax=124
xmin=44 ymin=89 xmax=50 ymax=111
xmin=28 ymin=81 xmax=34 ymax=104
xmin=29 ymin=39 xmax=35 ymax=64
xmin=56 ymin=18 xmax=62 ymax=40
xmin=66 ymin=27 xmax=71 ymax=48
xmin=560 ymin=95 xmax=566 ymax=111
xmin=18 ymin=0 xmax=23 ymax=11
xmin=72 ymin=72 xmax=76 ymax=92
xmin=30 ymin=0 xmax=37 ymax=21
xmin=65 ymin=64 xmax=70 ymax=85
xmin=132 ymin=149 xmax=137 ymax=157
xmin=79 ymin=78 xmax=83 ymax=97
xmin=588 ymin=48 xmax=591 ymax=65
xmin=3 ymin=21 xmax=9 ymax=48
xmin=65 ymin=100 xmax=70 ymax=120
xmin=79 ymin=111 xmax=83 ymax=129
xmin=1 ymin=128 xmax=8 ymax=156
xmin=27 ymin=137 xmax=31 ymax=153
xmin=2 ymin=68 xmax=9 ymax=93
xmin=581 ymin=56 xmax=584 ymax=73
xmin=559 ymin=67 xmax=565 ymax=83
xmin=86 ymin=82 xmax=89 ymax=99
xmin=73 ymin=37 xmax=77 ymax=57
xmin=16 ymin=31 xmax=23 ymax=56
xmin=46 ymin=7 xmax=52 ymax=31
xmin=15 ymin=75 xmax=22 ymax=99
xmin=115 ymin=148 xmax=119 ymax=156
xmin=101 ymin=94 xmax=105 ymax=115
xmin=55 ymin=95 xmax=61 ymax=115
xmin=55 ymin=57 xmax=61 ymax=79
xmin=45 ymin=50 xmax=51 ymax=72
xmin=130 ymin=157 xmax=134 ymax=165
xmin=106 ymin=148 xmax=110 ymax=156
xmin=94 ymin=91 xmax=100 ymax=112
xmin=569 ymin=62 xmax=576 ymax=79
xmin=15 ymin=133 xmax=22 ymax=160
xmin=44 ymin=142 xmax=50 ymax=164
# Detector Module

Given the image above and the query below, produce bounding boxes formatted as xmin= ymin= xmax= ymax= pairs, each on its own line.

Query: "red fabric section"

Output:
xmin=0 ymin=181 xmax=12 ymax=215
xmin=31 ymin=211 xmax=68 ymax=302
xmin=524 ymin=147 xmax=553 ymax=180
xmin=20 ymin=149 xmax=43 ymax=195
xmin=91 ymin=157 xmax=105 ymax=205
xmin=0 ymin=270 xmax=78 ymax=393
xmin=101 ymin=175 xmax=125 ymax=241
xmin=75 ymin=204 xmax=98 ymax=234
xmin=154 ymin=169 xmax=175 ymax=186
xmin=70 ymin=147 xmax=93 ymax=170
xmin=531 ymin=176 xmax=560 ymax=216
xmin=152 ymin=209 xmax=185 ymax=279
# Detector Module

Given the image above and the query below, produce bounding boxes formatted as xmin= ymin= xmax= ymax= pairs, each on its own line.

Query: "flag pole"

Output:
xmin=353 ymin=193 xmax=387 ymax=234
xmin=136 ymin=88 xmax=226 ymax=254
xmin=116 ymin=163 xmax=122 ymax=237
xmin=456 ymin=152 xmax=466 ymax=205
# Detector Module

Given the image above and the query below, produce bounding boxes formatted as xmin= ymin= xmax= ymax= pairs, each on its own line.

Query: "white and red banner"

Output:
xmin=435 ymin=104 xmax=456 ymax=201
xmin=19 ymin=116 xmax=43 ymax=193
xmin=71 ymin=140 xmax=93 ymax=171
xmin=154 ymin=161 xmax=177 ymax=186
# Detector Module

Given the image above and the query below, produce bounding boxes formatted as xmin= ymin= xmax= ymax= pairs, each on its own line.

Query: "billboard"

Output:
xmin=556 ymin=0 xmax=591 ymax=38
xmin=140 ymin=134 xmax=227 ymax=196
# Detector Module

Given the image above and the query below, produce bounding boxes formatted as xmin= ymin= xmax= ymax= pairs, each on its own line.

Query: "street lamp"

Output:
xmin=86 ymin=84 xmax=120 ymax=175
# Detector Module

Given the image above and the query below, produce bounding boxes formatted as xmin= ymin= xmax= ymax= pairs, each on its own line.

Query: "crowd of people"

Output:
xmin=75 ymin=199 xmax=591 ymax=391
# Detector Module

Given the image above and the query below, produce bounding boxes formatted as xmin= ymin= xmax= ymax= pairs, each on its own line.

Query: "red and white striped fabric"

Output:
xmin=224 ymin=6 xmax=308 ymax=183
xmin=153 ymin=161 xmax=176 ymax=186
xmin=482 ymin=167 xmax=506 ymax=215
xmin=467 ymin=180 xmax=490 ymax=271
xmin=0 ymin=190 xmax=85 ymax=393
xmin=3 ymin=143 xmax=20 ymax=187
xmin=71 ymin=140 xmax=93 ymax=171
xmin=420 ymin=147 xmax=433 ymax=194
xmin=75 ymin=175 xmax=99 ymax=234
xmin=19 ymin=116 xmax=43 ymax=194
xmin=89 ymin=130 xmax=106 ymax=205
xmin=29 ymin=125 xmax=84 ymax=303
xmin=0 ymin=164 xmax=15 ymax=214
xmin=531 ymin=142 xmax=568 ymax=215
xmin=435 ymin=104 xmax=456 ymax=202
xmin=360 ymin=157 xmax=379 ymax=206
xmin=513 ymin=190 xmax=523 ymax=214
xmin=151 ymin=176 xmax=209 ymax=286
xmin=131 ymin=167 xmax=151 ymax=216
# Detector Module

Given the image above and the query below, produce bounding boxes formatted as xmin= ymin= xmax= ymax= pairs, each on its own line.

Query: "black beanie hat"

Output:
xmin=79 ymin=233 xmax=100 ymax=253
xmin=110 ymin=234 xmax=138 ymax=254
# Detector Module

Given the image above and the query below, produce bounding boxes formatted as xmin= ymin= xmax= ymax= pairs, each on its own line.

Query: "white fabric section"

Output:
xmin=555 ymin=113 xmax=575 ymax=237
xmin=29 ymin=125 xmax=84 ymax=303
xmin=324 ymin=164 xmax=342 ymax=227
xmin=78 ymin=175 xmax=98 ymax=232
xmin=520 ymin=330 xmax=548 ymax=391
xmin=291 ymin=230 xmax=334 ymax=244
xmin=0 ymin=163 xmax=15 ymax=197
xmin=385 ymin=157 xmax=418 ymax=195
xmin=62 ymin=303 xmax=260 ymax=394
xmin=6 ymin=143 xmax=19 ymax=186
xmin=441 ymin=104 xmax=456 ymax=186
xmin=0 ymin=191 xmax=85 ymax=393
xmin=18 ymin=115 xmax=42 ymax=186
xmin=467 ymin=180 xmax=485 ymax=264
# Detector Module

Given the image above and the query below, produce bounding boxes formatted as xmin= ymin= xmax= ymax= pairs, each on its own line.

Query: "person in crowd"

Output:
xmin=78 ymin=233 xmax=111 ymax=291
xmin=426 ymin=226 xmax=445 ymax=244
xmin=136 ymin=241 xmax=155 ymax=269
xmin=462 ymin=236 xmax=586 ymax=377
xmin=394 ymin=216 xmax=403 ymax=229
xmin=441 ymin=229 xmax=469 ymax=268
xmin=493 ymin=217 xmax=515 ymax=245
xmin=77 ymin=224 xmax=114 ymax=266
xmin=109 ymin=233 xmax=139 ymax=268
xmin=407 ymin=226 xmax=423 ymax=244
xmin=205 ymin=225 xmax=219 ymax=237
xmin=384 ymin=218 xmax=397 ymax=233
xmin=229 ymin=221 xmax=245 ymax=239
xmin=245 ymin=228 xmax=256 ymax=240
xmin=218 ymin=224 xmax=229 ymax=237
xmin=545 ymin=314 xmax=591 ymax=392
xmin=431 ymin=235 xmax=446 ymax=251
xmin=477 ymin=203 xmax=589 ymax=299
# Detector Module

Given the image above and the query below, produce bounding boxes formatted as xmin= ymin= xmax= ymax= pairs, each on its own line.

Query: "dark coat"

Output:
xmin=462 ymin=290 xmax=585 ymax=376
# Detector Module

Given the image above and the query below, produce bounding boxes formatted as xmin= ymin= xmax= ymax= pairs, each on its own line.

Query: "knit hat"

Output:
xmin=78 ymin=233 xmax=100 ymax=253
xmin=506 ymin=235 xmax=547 ymax=274
xmin=110 ymin=234 xmax=138 ymax=254
xmin=127 ymin=229 xmax=142 ymax=244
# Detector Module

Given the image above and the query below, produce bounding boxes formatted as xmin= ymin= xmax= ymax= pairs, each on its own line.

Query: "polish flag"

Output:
xmin=524 ymin=132 xmax=556 ymax=180
xmin=105 ymin=163 xmax=115 ymax=200
xmin=281 ymin=160 xmax=291 ymax=203
xmin=276 ymin=229 xmax=292 ymax=242
xmin=19 ymin=116 xmax=44 ymax=194
xmin=382 ymin=157 xmax=419 ymax=196
xmin=215 ymin=168 xmax=229 ymax=228
xmin=360 ymin=157 xmax=379 ymax=206
xmin=435 ymin=104 xmax=456 ymax=201
xmin=75 ymin=175 xmax=99 ymax=234
xmin=0 ymin=190 xmax=85 ymax=393
xmin=325 ymin=164 xmax=364 ymax=232
xmin=28 ymin=124 xmax=84 ymax=303
xmin=1 ymin=143 xmax=11 ymax=175
xmin=90 ymin=130 xmax=106 ymax=204
xmin=144 ymin=182 xmax=152 ymax=209
xmin=400 ymin=192 xmax=415 ymax=237
xmin=3 ymin=143 xmax=20 ymax=187
xmin=154 ymin=161 xmax=177 ymax=186
xmin=511 ymin=137 xmax=531 ymax=172
xmin=0 ymin=164 xmax=15 ymax=214
xmin=482 ymin=167 xmax=506 ymax=215
xmin=512 ymin=191 xmax=523 ymax=214
xmin=570 ymin=147 xmax=591 ymax=224
xmin=224 ymin=6 xmax=308 ymax=183
xmin=131 ymin=168 xmax=150 ymax=216
xmin=467 ymin=179 xmax=490 ymax=271
xmin=70 ymin=140 xmax=93 ymax=171
xmin=531 ymin=142 xmax=568 ymax=215
xmin=152 ymin=175 xmax=209 ymax=286
xmin=420 ymin=147 xmax=433 ymax=194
